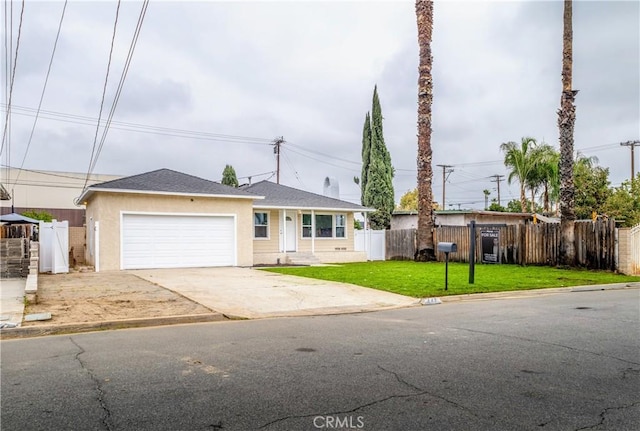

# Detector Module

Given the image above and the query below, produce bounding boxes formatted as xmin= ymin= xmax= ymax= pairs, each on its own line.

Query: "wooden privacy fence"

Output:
xmin=386 ymin=229 xmax=417 ymax=260
xmin=0 ymin=223 xmax=38 ymax=240
xmin=386 ymin=219 xmax=618 ymax=270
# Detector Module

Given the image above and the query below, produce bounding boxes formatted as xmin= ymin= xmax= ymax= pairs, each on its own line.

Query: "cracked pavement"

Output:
xmin=2 ymin=288 xmax=639 ymax=430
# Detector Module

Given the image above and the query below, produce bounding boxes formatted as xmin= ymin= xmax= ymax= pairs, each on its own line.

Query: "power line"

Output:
xmin=89 ymin=0 xmax=150 ymax=178
xmin=436 ymin=164 xmax=453 ymax=209
xmin=619 ymin=140 xmax=640 ymax=180
xmin=85 ymin=0 xmax=121 ymax=191
xmin=489 ymin=174 xmax=504 ymax=205
xmin=1 ymin=104 xmax=273 ymax=144
xmin=0 ymin=0 xmax=24 ymax=157
xmin=272 ymin=136 xmax=284 ymax=184
xmin=283 ymin=150 xmax=306 ymax=188
xmin=288 ymin=142 xmax=361 ymax=166
xmin=13 ymin=0 xmax=68 ymax=189
xmin=286 ymin=146 xmax=360 ymax=173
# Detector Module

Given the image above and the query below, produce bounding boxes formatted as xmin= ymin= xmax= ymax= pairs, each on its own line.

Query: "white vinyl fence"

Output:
xmin=39 ymin=220 xmax=69 ymax=274
xmin=354 ymin=229 xmax=386 ymax=261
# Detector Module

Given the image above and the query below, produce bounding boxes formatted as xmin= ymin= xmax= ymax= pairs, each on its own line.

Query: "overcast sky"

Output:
xmin=1 ymin=0 xmax=638 ymax=209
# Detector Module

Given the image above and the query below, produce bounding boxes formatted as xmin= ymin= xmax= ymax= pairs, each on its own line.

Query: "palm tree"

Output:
xmin=483 ymin=189 xmax=491 ymax=210
xmin=415 ymin=0 xmax=435 ymax=261
xmin=531 ymin=144 xmax=560 ymax=214
xmin=500 ymin=137 xmax=538 ymax=212
xmin=558 ymin=0 xmax=577 ymax=265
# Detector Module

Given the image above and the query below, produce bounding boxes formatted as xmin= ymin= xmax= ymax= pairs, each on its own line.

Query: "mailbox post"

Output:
xmin=437 ymin=242 xmax=457 ymax=290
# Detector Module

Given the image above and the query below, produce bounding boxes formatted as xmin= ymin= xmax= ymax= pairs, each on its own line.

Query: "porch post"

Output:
xmin=95 ymin=221 xmax=100 ymax=273
xmin=283 ymin=209 xmax=287 ymax=256
xmin=311 ymin=209 xmax=315 ymax=254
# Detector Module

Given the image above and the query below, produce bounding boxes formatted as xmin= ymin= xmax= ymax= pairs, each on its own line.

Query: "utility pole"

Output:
xmin=272 ymin=136 xmax=284 ymax=184
xmin=436 ymin=164 xmax=453 ymax=210
xmin=490 ymin=174 xmax=504 ymax=206
xmin=620 ymin=140 xmax=640 ymax=181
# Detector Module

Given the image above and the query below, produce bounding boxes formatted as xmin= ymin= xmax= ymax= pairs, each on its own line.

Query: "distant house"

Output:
xmin=391 ymin=210 xmax=538 ymax=230
xmin=78 ymin=169 xmax=373 ymax=271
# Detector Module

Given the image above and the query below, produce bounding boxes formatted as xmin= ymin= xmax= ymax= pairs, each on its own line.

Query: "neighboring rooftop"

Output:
xmin=79 ymin=168 xmax=259 ymax=201
xmin=242 ymin=180 xmax=371 ymax=211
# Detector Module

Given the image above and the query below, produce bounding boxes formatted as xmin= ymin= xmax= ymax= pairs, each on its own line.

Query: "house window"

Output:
xmin=254 ymin=212 xmax=268 ymax=238
xmin=316 ymin=214 xmax=333 ymax=238
xmin=302 ymin=214 xmax=312 ymax=238
xmin=335 ymin=214 xmax=346 ymax=238
xmin=301 ymin=213 xmax=347 ymax=238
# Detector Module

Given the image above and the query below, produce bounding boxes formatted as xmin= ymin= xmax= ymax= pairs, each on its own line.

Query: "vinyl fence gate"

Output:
xmin=39 ymin=220 xmax=69 ymax=274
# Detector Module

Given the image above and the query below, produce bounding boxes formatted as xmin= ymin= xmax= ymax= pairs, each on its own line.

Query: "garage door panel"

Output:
xmin=122 ymin=214 xmax=235 ymax=269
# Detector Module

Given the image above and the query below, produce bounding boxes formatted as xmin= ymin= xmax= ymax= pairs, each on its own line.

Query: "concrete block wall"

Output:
xmin=617 ymin=227 xmax=640 ymax=275
xmin=0 ymin=238 xmax=29 ymax=278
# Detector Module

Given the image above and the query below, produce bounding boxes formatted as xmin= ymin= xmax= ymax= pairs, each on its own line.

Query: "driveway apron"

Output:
xmin=132 ymin=267 xmax=418 ymax=319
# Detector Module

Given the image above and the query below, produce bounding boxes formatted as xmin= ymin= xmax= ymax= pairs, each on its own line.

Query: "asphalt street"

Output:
xmin=2 ymin=288 xmax=639 ymax=431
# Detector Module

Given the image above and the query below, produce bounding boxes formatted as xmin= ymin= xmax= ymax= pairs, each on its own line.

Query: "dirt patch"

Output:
xmin=23 ymin=271 xmax=213 ymax=326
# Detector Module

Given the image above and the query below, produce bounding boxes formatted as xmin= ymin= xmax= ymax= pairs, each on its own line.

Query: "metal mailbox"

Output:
xmin=437 ymin=242 xmax=457 ymax=291
xmin=437 ymin=242 xmax=457 ymax=253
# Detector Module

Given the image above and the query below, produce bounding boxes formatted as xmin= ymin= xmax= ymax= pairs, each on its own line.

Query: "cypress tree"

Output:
xmin=362 ymin=85 xmax=395 ymax=229
xmin=361 ymin=112 xmax=372 ymax=206
xmin=221 ymin=164 xmax=239 ymax=187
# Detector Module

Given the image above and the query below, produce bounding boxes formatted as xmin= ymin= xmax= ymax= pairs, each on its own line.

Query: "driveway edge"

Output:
xmin=0 ymin=313 xmax=226 ymax=340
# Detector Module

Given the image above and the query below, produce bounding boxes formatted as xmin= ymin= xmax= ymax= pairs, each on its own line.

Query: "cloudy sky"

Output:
xmin=1 ymin=0 xmax=638 ymax=209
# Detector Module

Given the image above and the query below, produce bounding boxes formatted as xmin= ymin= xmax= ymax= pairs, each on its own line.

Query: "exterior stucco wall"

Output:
xmin=252 ymin=209 xmax=280 ymax=253
xmin=86 ymin=192 xmax=254 ymax=271
xmin=252 ymin=211 xmax=356 ymax=256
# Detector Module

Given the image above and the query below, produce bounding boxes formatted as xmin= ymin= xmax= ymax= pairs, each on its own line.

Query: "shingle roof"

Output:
xmin=241 ymin=180 xmax=370 ymax=211
xmin=80 ymin=168 xmax=258 ymax=200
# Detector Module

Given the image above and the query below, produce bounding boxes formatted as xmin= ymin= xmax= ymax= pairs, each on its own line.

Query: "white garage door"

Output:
xmin=122 ymin=214 xmax=235 ymax=269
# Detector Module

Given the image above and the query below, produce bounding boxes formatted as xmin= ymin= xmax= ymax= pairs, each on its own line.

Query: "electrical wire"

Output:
xmin=286 ymin=146 xmax=360 ymax=173
xmin=0 ymin=0 xmax=24 ymax=157
xmin=282 ymin=151 xmax=306 ymax=188
xmin=88 ymin=0 xmax=150 ymax=179
xmin=83 ymin=0 xmax=121 ymax=191
xmin=1 ymin=104 xmax=273 ymax=144
xmin=13 ymin=0 xmax=68 ymax=189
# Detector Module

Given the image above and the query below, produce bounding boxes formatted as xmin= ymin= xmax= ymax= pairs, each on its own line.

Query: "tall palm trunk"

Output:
xmin=415 ymin=0 xmax=435 ymax=261
xmin=558 ymin=0 xmax=577 ymax=265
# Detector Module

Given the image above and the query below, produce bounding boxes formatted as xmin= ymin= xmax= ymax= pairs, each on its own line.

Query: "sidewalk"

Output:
xmin=0 ymin=278 xmax=26 ymax=328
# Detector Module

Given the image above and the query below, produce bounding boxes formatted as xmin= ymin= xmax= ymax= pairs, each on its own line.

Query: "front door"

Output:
xmin=285 ymin=215 xmax=296 ymax=251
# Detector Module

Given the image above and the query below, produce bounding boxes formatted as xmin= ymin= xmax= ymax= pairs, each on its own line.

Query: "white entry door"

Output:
xmin=122 ymin=214 xmax=235 ymax=269
xmin=285 ymin=215 xmax=296 ymax=251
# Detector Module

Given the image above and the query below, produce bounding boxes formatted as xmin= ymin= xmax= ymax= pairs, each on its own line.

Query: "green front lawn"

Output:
xmin=261 ymin=261 xmax=639 ymax=297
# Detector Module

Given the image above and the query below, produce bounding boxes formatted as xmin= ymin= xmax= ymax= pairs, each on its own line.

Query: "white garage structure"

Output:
xmin=121 ymin=213 xmax=236 ymax=269
xmin=80 ymin=169 xmax=261 ymax=271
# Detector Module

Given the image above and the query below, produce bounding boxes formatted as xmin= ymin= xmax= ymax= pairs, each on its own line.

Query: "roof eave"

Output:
xmin=252 ymin=204 xmax=374 ymax=212
xmin=76 ymin=187 xmax=264 ymax=205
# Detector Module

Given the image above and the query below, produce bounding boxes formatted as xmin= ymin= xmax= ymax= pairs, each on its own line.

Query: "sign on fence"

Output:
xmin=480 ymin=229 xmax=500 ymax=263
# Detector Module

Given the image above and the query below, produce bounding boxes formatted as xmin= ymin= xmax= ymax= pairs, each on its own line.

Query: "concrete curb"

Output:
xmin=0 ymin=313 xmax=227 ymax=340
xmin=438 ymin=282 xmax=640 ymax=303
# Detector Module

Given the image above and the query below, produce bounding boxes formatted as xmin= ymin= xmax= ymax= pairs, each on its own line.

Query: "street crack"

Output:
xmin=452 ymin=327 xmax=640 ymax=366
xmin=258 ymin=391 xmax=430 ymax=429
xmin=377 ymin=365 xmax=423 ymax=392
xmin=259 ymin=365 xmax=480 ymax=429
xmin=70 ymin=337 xmax=114 ymax=431
xmin=575 ymin=401 xmax=640 ymax=430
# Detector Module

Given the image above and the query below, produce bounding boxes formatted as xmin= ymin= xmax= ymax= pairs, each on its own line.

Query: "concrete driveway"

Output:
xmin=132 ymin=267 xmax=418 ymax=319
